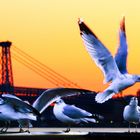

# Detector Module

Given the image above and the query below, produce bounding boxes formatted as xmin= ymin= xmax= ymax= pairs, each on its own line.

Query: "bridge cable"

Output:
xmin=12 ymin=45 xmax=81 ymax=88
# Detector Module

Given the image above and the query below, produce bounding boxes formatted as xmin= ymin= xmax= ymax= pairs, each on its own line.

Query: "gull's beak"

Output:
xmin=50 ymin=102 xmax=55 ymax=106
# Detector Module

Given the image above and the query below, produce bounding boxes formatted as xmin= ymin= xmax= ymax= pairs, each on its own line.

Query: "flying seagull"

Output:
xmin=0 ymin=94 xmax=40 ymax=133
xmin=78 ymin=17 xmax=140 ymax=103
xmin=123 ymin=97 xmax=140 ymax=132
xmin=53 ymin=98 xmax=103 ymax=132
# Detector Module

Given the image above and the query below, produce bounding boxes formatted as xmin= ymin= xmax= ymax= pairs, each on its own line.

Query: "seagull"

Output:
xmin=53 ymin=98 xmax=103 ymax=132
xmin=17 ymin=100 xmax=33 ymax=133
xmin=33 ymin=87 xmax=96 ymax=114
xmin=0 ymin=94 xmax=40 ymax=133
xmin=0 ymin=87 xmax=94 ymax=133
xmin=78 ymin=17 xmax=140 ymax=103
xmin=32 ymin=87 xmax=101 ymax=132
xmin=0 ymin=88 xmax=95 ymax=133
xmin=123 ymin=97 xmax=140 ymax=132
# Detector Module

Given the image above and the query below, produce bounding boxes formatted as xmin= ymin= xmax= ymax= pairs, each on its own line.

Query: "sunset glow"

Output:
xmin=0 ymin=0 xmax=140 ymax=96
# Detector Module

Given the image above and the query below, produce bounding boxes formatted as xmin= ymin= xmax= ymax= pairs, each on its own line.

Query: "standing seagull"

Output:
xmin=53 ymin=98 xmax=103 ymax=132
xmin=123 ymin=97 xmax=140 ymax=132
xmin=0 ymin=94 xmax=40 ymax=133
xmin=32 ymin=87 xmax=102 ymax=132
xmin=33 ymin=87 xmax=96 ymax=114
xmin=78 ymin=17 xmax=140 ymax=103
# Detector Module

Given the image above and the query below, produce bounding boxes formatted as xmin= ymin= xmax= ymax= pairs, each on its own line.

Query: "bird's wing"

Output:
xmin=63 ymin=105 xmax=92 ymax=119
xmin=32 ymin=87 xmax=96 ymax=113
xmin=2 ymin=94 xmax=40 ymax=116
xmin=78 ymin=19 xmax=121 ymax=83
xmin=137 ymin=106 xmax=140 ymax=116
xmin=2 ymin=94 xmax=22 ymax=101
xmin=114 ymin=16 xmax=128 ymax=74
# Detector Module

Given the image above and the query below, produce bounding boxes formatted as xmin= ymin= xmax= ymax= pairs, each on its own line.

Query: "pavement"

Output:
xmin=0 ymin=127 xmax=140 ymax=140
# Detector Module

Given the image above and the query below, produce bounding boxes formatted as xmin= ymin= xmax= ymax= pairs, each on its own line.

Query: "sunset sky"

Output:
xmin=0 ymin=0 xmax=140 ymax=96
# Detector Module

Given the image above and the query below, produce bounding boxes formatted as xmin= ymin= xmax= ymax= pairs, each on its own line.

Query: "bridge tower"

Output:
xmin=0 ymin=41 xmax=14 ymax=94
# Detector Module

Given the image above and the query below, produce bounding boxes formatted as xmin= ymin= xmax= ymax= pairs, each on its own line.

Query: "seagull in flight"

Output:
xmin=0 ymin=94 xmax=40 ymax=133
xmin=123 ymin=97 xmax=140 ymax=132
xmin=53 ymin=98 xmax=103 ymax=132
xmin=78 ymin=17 xmax=140 ymax=103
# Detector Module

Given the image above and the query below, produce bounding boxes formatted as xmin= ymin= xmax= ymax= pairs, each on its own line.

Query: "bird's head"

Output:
xmin=55 ymin=99 xmax=65 ymax=105
xmin=129 ymin=97 xmax=138 ymax=106
xmin=49 ymin=98 xmax=65 ymax=107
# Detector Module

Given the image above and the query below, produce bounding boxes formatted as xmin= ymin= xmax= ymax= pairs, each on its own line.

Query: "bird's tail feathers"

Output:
xmin=91 ymin=114 xmax=104 ymax=120
xmin=95 ymin=90 xmax=115 ymax=103
xmin=83 ymin=118 xmax=96 ymax=123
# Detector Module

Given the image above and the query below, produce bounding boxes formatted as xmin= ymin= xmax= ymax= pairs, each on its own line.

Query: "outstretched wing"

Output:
xmin=78 ymin=19 xmax=121 ymax=83
xmin=2 ymin=94 xmax=40 ymax=116
xmin=32 ymin=87 xmax=96 ymax=113
xmin=115 ymin=16 xmax=128 ymax=74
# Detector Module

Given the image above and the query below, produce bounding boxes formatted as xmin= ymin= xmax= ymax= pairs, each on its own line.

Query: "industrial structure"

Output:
xmin=0 ymin=41 xmax=81 ymax=101
xmin=1 ymin=40 xmax=139 ymax=101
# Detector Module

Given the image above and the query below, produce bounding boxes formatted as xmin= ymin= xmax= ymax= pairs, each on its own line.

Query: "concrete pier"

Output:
xmin=0 ymin=128 xmax=140 ymax=140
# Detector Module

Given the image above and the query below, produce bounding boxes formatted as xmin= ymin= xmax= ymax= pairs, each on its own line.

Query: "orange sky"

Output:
xmin=0 ymin=0 xmax=140 ymax=96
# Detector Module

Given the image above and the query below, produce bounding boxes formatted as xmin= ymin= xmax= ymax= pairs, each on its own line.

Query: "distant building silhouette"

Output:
xmin=137 ymin=89 xmax=140 ymax=97
xmin=0 ymin=41 xmax=81 ymax=97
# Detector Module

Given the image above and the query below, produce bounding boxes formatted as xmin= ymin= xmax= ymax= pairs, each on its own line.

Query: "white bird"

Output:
xmin=53 ymin=98 xmax=103 ymax=132
xmin=123 ymin=97 xmax=140 ymax=132
xmin=0 ymin=87 xmax=94 ymax=133
xmin=17 ymin=100 xmax=33 ymax=133
xmin=0 ymin=94 xmax=40 ymax=133
xmin=32 ymin=87 xmax=101 ymax=132
xmin=78 ymin=17 xmax=140 ymax=103
xmin=33 ymin=87 xmax=96 ymax=114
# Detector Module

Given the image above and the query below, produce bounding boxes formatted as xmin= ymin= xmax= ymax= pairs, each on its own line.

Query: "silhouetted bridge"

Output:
xmin=0 ymin=41 xmax=81 ymax=98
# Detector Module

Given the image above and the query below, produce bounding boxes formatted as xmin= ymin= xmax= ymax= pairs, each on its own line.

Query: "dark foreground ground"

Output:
xmin=0 ymin=128 xmax=140 ymax=140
